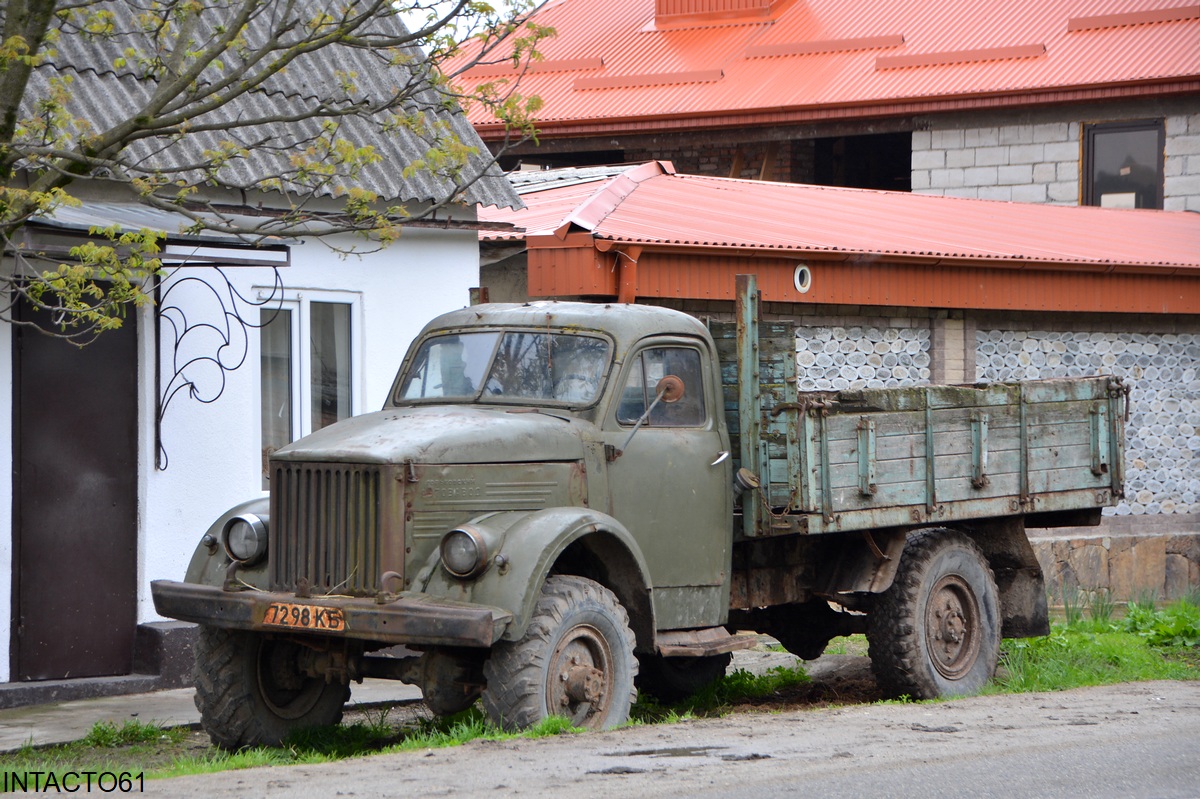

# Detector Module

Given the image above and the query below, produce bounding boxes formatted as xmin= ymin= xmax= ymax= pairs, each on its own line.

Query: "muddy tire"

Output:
xmin=193 ymin=626 xmax=349 ymax=749
xmin=867 ymin=529 xmax=1001 ymax=700
xmin=636 ymin=653 xmax=731 ymax=703
xmin=482 ymin=575 xmax=637 ymax=731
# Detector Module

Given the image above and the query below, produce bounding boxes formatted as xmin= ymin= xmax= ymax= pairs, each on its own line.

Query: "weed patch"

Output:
xmin=992 ymin=596 xmax=1200 ymax=694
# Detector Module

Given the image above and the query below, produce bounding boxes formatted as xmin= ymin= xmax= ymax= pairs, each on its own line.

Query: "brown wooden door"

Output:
xmin=12 ymin=302 xmax=138 ymax=680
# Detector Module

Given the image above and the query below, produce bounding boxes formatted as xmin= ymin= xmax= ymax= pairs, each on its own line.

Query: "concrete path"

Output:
xmin=0 ymin=679 xmax=423 ymax=753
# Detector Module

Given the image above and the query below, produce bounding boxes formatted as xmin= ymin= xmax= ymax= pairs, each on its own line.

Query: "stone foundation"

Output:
xmin=1028 ymin=514 xmax=1200 ymax=604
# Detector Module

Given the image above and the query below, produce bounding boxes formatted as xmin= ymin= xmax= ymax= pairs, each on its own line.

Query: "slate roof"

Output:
xmin=31 ymin=1 xmax=520 ymax=209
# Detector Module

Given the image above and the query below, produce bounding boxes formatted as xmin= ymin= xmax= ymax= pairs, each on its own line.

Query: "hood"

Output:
xmin=274 ymin=405 xmax=590 ymax=465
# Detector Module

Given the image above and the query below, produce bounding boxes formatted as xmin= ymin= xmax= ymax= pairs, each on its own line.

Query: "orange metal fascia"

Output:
xmin=588 ymin=239 xmax=1199 ymax=275
xmin=474 ymin=78 xmax=1200 ymax=141
xmin=633 ymin=254 xmax=1200 ymax=314
xmin=524 ymin=239 xmax=1200 ymax=313
xmin=526 ymin=232 xmax=1200 ymax=276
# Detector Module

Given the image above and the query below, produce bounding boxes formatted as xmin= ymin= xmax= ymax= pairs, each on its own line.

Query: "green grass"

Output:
xmin=631 ymin=664 xmax=812 ymax=723
xmin=0 ymin=709 xmax=575 ymax=783
xmin=154 ymin=709 xmax=575 ymax=779
xmin=989 ymin=596 xmax=1200 ymax=694
xmin=83 ymin=719 xmax=183 ymax=748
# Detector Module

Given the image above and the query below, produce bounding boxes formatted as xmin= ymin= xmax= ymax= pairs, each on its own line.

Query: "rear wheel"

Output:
xmin=482 ymin=575 xmax=637 ymax=731
xmin=193 ymin=626 xmax=349 ymax=748
xmin=867 ymin=529 xmax=1000 ymax=699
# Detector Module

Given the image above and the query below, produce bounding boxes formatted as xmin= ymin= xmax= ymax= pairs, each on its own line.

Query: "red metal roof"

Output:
xmin=456 ymin=0 xmax=1200 ymax=136
xmin=481 ymin=161 xmax=1200 ymax=271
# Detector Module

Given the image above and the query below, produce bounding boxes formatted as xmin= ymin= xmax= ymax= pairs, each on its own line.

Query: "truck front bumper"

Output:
xmin=151 ymin=580 xmax=511 ymax=648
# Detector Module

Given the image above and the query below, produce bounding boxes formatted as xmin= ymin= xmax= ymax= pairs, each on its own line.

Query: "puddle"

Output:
xmin=607 ymin=746 xmax=727 ymax=759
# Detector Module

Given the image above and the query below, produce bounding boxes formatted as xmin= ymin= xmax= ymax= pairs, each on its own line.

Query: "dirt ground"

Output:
xmin=160 ymin=678 xmax=1200 ymax=798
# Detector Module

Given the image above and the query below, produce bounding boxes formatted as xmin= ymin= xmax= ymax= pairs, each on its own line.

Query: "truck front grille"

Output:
xmin=269 ymin=462 xmax=394 ymax=596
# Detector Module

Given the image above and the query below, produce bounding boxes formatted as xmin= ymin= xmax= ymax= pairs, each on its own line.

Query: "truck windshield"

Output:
xmin=397 ymin=331 xmax=611 ymax=405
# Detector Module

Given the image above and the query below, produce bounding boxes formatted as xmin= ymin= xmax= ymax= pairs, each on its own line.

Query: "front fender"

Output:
xmin=422 ymin=507 xmax=653 ymax=643
xmin=183 ymin=496 xmax=270 ymax=589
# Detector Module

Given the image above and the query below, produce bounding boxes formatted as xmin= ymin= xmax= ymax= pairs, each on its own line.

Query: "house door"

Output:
xmin=12 ymin=301 xmax=138 ymax=680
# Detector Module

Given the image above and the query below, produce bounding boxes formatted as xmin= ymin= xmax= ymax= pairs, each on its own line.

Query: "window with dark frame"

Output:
xmin=1083 ymin=120 xmax=1165 ymax=209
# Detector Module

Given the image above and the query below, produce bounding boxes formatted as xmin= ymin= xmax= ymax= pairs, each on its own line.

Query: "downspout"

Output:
xmin=602 ymin=243 xmax=643 ymax=304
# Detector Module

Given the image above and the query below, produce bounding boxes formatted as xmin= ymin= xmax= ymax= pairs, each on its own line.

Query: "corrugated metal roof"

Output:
xmin=484 ymin=165 xmax=636 ymax=239
xmin=455 ymin=0 xmax=1200 ymax=135
xmin=31 ymin=1 xmax=520 ymax=209
xmin=480 ymin=162 xmax=1200 ymax=269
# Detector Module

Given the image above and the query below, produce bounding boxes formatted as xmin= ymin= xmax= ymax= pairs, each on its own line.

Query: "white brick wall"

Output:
xmin=1165 ymin=113 xmax=1200 ymax=211
xmin=912 ymin=120 xmax=1079 ymax=204
xmin=913 ymin=113 xmax=1200 ymax=211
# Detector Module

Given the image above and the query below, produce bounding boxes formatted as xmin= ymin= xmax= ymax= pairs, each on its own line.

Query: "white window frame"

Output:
xmin=256 ymin=287 xmax=364 ymax=458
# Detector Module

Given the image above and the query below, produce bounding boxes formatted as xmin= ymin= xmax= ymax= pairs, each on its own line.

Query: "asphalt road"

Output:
xmin=157 ymin=680 xmax=1200 ymax=798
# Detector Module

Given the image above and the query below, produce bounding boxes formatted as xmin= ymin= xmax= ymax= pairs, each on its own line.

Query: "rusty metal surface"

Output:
xmin=150 ymin=580 xmax=509 ymax=648
xmin=270 ymin=462 xmax=400 ymax=597
xmin=655 ymin=627 xmax=758 ymax=657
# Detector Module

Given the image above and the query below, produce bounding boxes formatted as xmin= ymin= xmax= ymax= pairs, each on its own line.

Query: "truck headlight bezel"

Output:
xmin=440 ymin=526 xmax=489 ymax=579
xmin=222 ymin=513 xmax=268 ymax=566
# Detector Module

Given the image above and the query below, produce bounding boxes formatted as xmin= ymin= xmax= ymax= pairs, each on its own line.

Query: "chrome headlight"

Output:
xmin=440 ymin=526 xmax=489 ymax=579
xmin=222 ymin=513 xmax=268 ymax=566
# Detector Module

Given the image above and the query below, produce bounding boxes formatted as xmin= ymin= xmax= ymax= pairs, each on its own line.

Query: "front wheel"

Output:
xmin=193 ymin=626 xmax=350 ymax=748
xmin=867 ymin=529 xmax=1000 ymax=700
xmin=482 ymin=575 xmax=637 ymax=731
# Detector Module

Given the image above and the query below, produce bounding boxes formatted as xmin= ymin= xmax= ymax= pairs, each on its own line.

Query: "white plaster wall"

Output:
xmin=135 ymin=227 xmax=480 ymax=624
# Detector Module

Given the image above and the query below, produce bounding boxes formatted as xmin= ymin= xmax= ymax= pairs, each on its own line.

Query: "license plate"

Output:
xmin=263 ymin=602 xmax=346 ymax=632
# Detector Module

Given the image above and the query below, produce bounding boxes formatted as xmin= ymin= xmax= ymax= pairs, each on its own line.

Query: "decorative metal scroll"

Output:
xmin=154 ymin=266 xmax=285 ymax=470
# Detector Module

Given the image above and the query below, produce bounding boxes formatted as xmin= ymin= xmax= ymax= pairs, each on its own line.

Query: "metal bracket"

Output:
xmin=857 ymin=416 xmax=877 ymax=496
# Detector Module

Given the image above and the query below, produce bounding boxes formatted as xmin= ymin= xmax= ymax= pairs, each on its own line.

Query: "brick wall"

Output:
xmin=912 ymin=111 xmax=1200 ymax=211
xmin=912 ymin=122 xmax=1081 ymax=204
xmin=626 ymin=138 xmax=809 ymax=181
xmin=1165 ymin=113 xmax=1200 ymax=212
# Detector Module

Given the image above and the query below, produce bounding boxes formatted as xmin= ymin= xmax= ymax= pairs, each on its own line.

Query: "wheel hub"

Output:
xmin=926 ymin=574 xmax=981 ymax=680
xmin=547 ymin=625 xmax=614 ymax=727
xmin=563 ymin=662 xmax=605 ymax=705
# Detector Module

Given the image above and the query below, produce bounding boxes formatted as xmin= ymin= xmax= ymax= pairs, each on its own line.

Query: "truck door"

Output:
xmin=604 ymin=340 xmax=732 ymax=631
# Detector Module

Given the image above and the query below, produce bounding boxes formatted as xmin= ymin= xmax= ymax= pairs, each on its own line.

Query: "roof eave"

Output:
xmin=526 ymin=231 xmax=1199 ymax=275
xmin=474 ymin=77 xmax=1200 ymax=141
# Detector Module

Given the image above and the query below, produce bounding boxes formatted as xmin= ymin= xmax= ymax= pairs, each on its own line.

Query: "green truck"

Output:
xmin=153 ymin=275 xmax=1127 ymax=747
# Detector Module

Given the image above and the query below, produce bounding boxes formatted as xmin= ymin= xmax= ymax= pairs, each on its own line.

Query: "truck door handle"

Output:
xmin=711 ymin=451 xmax=730 ymax=466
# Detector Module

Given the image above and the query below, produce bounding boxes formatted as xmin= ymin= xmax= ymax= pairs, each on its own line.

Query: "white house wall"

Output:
xmin=0 ymin=226 xmax=479 ymax=681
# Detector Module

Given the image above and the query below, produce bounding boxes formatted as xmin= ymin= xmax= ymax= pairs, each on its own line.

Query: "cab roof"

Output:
xmin=422 ymin=300 xmax=711 ymax=351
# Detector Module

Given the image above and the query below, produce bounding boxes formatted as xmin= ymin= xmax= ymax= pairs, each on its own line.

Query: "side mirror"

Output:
xmin=656 ymin=375 xmax=685 ymax=403
xmin=618 ymin=374 xmax=686 ymax=456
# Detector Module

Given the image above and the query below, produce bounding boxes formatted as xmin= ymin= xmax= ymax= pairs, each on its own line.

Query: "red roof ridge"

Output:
xmin=1068 ymin=4 xmax=1200 ymax=31
xmin=747 ymin=34 xmax=906 ymax=59
xmin=876 ymin=44 xmax=1047 ymax=71
xmin=553 ymin=160 xmax=676 ymax=237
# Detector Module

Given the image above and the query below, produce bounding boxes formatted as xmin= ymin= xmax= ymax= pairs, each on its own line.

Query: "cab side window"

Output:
xmin=617 ymin=347 xmax=706 ymax=427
